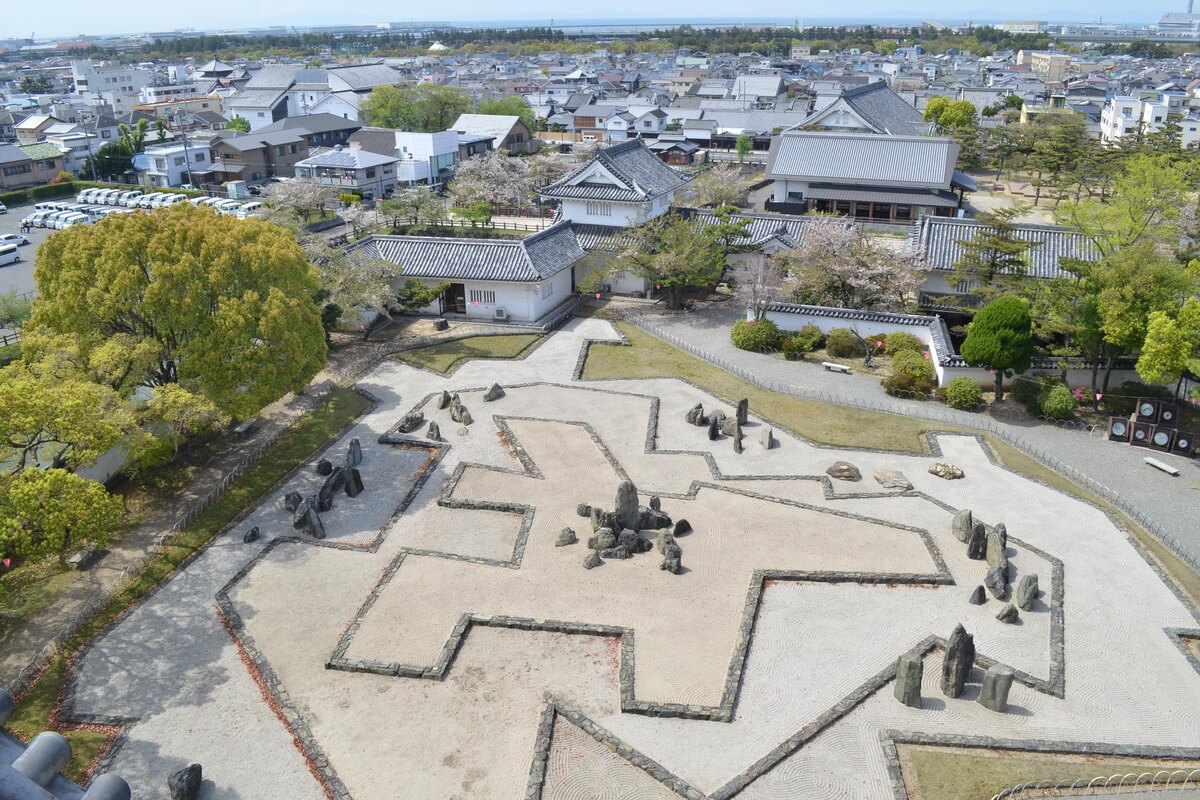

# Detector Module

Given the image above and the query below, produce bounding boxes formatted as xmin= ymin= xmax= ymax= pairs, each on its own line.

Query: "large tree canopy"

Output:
xmin=362 ymin=84 xmax=473 ymax=132
xmin=29 ymin=204 xmax=327 ymax=419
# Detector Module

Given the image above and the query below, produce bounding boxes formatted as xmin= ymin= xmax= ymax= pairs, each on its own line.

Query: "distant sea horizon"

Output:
xmin=438 ymin=15 xmax=1157 ymax=31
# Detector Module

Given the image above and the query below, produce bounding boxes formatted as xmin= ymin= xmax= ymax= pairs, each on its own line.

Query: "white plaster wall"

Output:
xmin=559 ymin=199 xmax=646 ymax=226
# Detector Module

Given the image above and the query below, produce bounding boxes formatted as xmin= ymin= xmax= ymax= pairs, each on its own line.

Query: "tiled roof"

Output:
xmin=326 ymin=63 xmax=399 ymax=91
xmin=914 ymin=216 xmax=1098 ymax=279
xmin=541 ymin=139 xmax=691 ymax=203
xmin=296 ymin=147 xmax=397 ymax=169
xmin=452 ymin=113 xmax=525 ymax=140
xmin=839 ymin=82 xmax=930 ymax=135
xmin=570 ymin=208 xmax=810 ymax=252
xmin=255 ymin=113 xmax=363 ymax=135
xmin=346 ymin=220 xmax=586 ymax=282
xmin=18 ymin=143 xmax=62 ymax=161
xmin=766 ymin=131 xmax=959 ymax=190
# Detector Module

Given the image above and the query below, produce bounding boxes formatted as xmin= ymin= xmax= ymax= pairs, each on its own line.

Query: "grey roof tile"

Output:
xmin=766 ymin=131 xmax=959 ymax=189
xmin=541 ymin=139 xmax=691 ymax=202
xmin=915 ymin=216 xmax=1098 ymax=279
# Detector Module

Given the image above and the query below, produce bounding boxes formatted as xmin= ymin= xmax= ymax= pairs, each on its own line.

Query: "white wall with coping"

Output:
xmin=398 ymin=273 xmax=574 ymax=323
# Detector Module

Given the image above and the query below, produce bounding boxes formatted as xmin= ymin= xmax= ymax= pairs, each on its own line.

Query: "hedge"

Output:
xmin=0 ymin=181 xmax=204 ymax=209
xmin=730 ymin=318 xmax=781 ymax=352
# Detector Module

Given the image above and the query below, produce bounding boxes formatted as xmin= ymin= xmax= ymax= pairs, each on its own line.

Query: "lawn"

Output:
xmin=395 ymin=333 xmax=543 ymax=375
xmin=902 ymin=744 xmax=1200 ymax=800
xmin=7 ymin=385 xmax=372 ymax=782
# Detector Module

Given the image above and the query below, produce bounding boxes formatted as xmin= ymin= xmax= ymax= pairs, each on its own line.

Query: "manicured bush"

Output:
xmin=1039 ymin=383 xmax=1077 ymax=420
xmin=791 ymin=324 xmax=825 ymax=353
xmin=27 ymin=182 xmax=76 ymax=201
xmin=825 ymin=327 xmax=862 ymax=358
xmin=730 ymin=318 xmax=781 ymax=352
xmin=944 ymin=376 xmax=983 ymax=410
xmin=0 ymin=190 xmax=29 ymax=207
xmin=883 ymin=350 xmax=936 ymax=397
xmin=1009 ymin=375 xmax=1046 ymax=408
xmin=884 ymin=331 xmax=925 ymax=356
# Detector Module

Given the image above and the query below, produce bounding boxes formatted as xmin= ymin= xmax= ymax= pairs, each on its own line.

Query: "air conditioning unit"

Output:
xmin=493 ymin=308 xmax=509 ymax=321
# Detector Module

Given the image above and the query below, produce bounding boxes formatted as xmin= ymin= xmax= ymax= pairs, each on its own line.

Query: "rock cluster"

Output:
xmin=581 ymin=480 xmax=682 ymax=572
xmin=928 ymin=462 xmax=964 ymax=479
xmin=826 ymin=462 xmax=862 ymax=482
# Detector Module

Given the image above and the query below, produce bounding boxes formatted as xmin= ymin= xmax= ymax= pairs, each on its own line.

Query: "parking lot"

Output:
xmin=0 ymin=201 xmax=54 ymax=298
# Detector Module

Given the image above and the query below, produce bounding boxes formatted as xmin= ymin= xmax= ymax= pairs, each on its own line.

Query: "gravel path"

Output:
xmin=640 ymin=304 xmax=1200 ymax=566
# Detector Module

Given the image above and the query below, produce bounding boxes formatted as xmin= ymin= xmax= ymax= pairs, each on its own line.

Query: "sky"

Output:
xmin=4 ymin=2 xmax=1174 ymax=41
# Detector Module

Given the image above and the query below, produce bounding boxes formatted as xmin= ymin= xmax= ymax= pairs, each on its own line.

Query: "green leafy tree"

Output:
xmin=139 ymin=384 xmax=230 ymax=455
xmin=226 ymin=116 xmax=252 ymax=132
xmin=611 ymin=213 xmax=726 ymax=310
xmin=460 ymin=199 xmax=493 ymax=228
xmin=29 ymin=204 xmax=327 ymax=419
xmin=0 ymin=469 xmax=123 ymax=564
xmin=18 ymin=74 xmax=56 ymax=94
xmin=924 ymin=97 xmax=977 ymax=130
xmin=362 ymin=84 xmax=472 ymax=132
xmin=960 ymin=296 xmax=1034 ymax=401
xmin=477 ymin=96 xmax=536 ymax=129
xmin=1135 ymin=308 xmax=1197 ymax=384
xmin=395 ymin=279 xmax=451 ymax=313
xmin=381 ymin=185 xmax=445 ymax=228
xmin=950 ymin=207 xmax=1040 ymax=302
xmin=735 ymin=133 xmax=753 ymax=162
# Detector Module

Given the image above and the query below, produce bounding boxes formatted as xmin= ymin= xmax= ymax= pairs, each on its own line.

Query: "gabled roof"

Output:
xmin=0 ymin=144 xmax=29 ymax=165
xmin=766 ymin=131 xmax=959 ymax=190
xmin=296 ymin=146 xmax=397 ymax=169
xmin=914 ymin=216 xmax=1097 ymax=279
xmin=452 ymin=113 xmax=526 ymax=139
xmin=799 ymin=82 xmax=929 ymax=136
xmin=541 ymin=139 xmax=691 ymax=203
xmin=227 ymin=87 xmax=288 ymax=110
xmin=326 ymin=63 xmax=400 ymax=91
xmin=347 ymin=220 xmax=586 ymax=282
xmin=255 ymin=113 xmax=363 ymax=136
xmin=19 ymin=143 xmax=63 ymax=161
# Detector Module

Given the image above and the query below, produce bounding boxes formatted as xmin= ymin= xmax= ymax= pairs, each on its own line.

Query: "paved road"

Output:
xmin=0 ymin=202 xmax=54 ymax=298
xmin=640 ymin=304 xmax=1200 ymax=566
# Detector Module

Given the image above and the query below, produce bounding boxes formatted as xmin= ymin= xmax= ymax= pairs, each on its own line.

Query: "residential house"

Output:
xmin=14 ymin=114 xmax=60 ymax=145
xmin=797 ymin=82 xmax=929 ymax=135
xmin=208 ymin=130 xmax=309 ymax=185
xmin=293 ymin=144 xmax=399 ymax=199
xmin=451 ymin=113 xmax=538 ymax=154
xmin=457 ymin=133 xmax=495 ymax=160
xmin=0 ymin=142 xmax=65 ymax=189
xmin=43 ymin=131 xmax=99 ymax=175
xmin=254 ymin=113 xmax=363 ymax=149
xmin=765 ymin=131 xmax=974 ymax=223
xmin=141 ymin=139 xmax=211 ymax=187
xmin=348 ymin=128 xmax=457 ymax=187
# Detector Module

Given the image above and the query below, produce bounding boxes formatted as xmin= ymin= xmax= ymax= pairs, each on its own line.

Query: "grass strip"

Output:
xmin=394 ymin=333 xmax=543 ymax=375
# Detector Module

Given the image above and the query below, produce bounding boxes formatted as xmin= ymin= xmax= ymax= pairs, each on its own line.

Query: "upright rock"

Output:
xmin=996 ymin=603 xmax=1019 ymax=624
xmin=347 ymin=437 xmax=363 ymax=467
xmin=758 ymin=427 xmax=775 ymax=450
xmin=427 ymin=421 xmax=442 ymax=442
xmin=168 ymin=764 xmax=202 ymax=800
xmin=733 ymin=428 xmax=744 ymax=454
xmin=968 ymin=585 xmax=987 ymax=605
xmin=649 ymin=496 xmax=661 ymax=511
xmin=940 ymin=624 xmax=975 ymax=698
xmin=685 ymin=403 xmax=706 ymax=426
xmin=985 ymin=523 xmax=1008 ymax=569
xmin=707 ymin=416 xmax=720 ymax=441
xmin=985 ymin=565 xmax=1009 ymax=601
xmin=951 ymin=509 xmax=974 ymax=543
xmin=438 ymin=390 xmax=451 ymax=409
xmin=449 ymin=395 xmax=463 ymax=423
xmin=615 ymin=480 xmax=640 ymax=531
xmin=305 ymin=509 xmax=326 ymax=540
xmin=344 ymin=467 xmax=364 ymax=498
xmin=966 ymin=522 xmax=988 ymax=560
xmin=318 ymin=466 xmax=347 ymax=512
xmin=292 ymin=494 xmax=316 ymax=530
xmin=894 ymin=655 xmax=923 ymax=708
xmin=673 ymin=519 xmax=692 ymax=536
xmin=736 ymin=397 xmax=749 ymax=425
xmin=1015 ymin=574 xmax=1039 ymax=610
xmin=483 ymin=383 xmax=505 ymax=402
xmin=977 ymin=665 xmax=1015 ymax=712
xmin=590 ymin=507 xmax=603 ymax=530
xmin=720 ymin=416 xmax=740 ymax=437
xmin=459 ymin=408 xmax=473 ymax=427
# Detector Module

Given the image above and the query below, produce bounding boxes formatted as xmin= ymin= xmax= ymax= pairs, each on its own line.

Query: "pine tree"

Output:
xmin=951 ymin=207 xmax=1040 ymax=305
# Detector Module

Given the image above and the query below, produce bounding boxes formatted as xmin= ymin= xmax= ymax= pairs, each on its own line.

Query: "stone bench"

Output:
xmin=1145 ymin=456 xmax=1180 ymax=476
xmin=67 ymin=543 xmax=99 ymax=570
xmin=232 ymin=419 xmax=257 ymax=438
xmin=822 ymin=362 xmax=852 ymax=374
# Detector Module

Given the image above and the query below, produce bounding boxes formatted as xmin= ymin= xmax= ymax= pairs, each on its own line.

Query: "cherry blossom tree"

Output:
xmin=449 ymin=150 xmax=531 ymax=207
xmin=730 ymin=251 xmax=788 ymax=320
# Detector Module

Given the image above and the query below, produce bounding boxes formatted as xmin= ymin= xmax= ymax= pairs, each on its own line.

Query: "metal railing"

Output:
xmin=991 ymin=768 xmax=1200 ymax=798
xmin=621 ymin=313 xmax=1200 ymax=579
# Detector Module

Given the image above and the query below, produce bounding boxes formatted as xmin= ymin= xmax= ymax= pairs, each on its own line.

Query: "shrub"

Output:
xmin=944 ymin=376 xmax=983 ymax=410
xmin=1039 ymin=383 xmax=1077 ymax=420
xmin=792 ymin=324 xmax=825 ymax=352
xmin=884 ymin=331 xmax=924 ymax=356
xmin=825 ymin=327 xmax=862 ymax=358
xmin=1009 ymin=375 xmax=1046 ymax=408
xmin=1101 ymin=381 xmax=1173 ymax=417
xmin=730 ymin=318 xmax=781 ymax=352
xmin=883 ymin=350 xmax=936 ymax=397
xmin=0 ymin=190 xmax=29 ymax=207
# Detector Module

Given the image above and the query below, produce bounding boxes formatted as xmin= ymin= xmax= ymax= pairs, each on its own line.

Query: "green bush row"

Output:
xmin=883 ymin=350 xmax=936 ymax=397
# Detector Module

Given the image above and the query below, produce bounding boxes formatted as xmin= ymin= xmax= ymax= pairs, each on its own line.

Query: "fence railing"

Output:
xmin=991 ymin=768 xmax=1200 ymax=799
xmin=622 ymin=313 xmax=1200 ymax=578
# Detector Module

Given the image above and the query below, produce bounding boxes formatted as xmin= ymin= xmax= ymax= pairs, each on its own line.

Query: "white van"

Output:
xmin=40 ymin=210 xmax=71 ymax=228
xmin=118 ymin=191 xmax=142 ymax=207
xmin=135 ymin=193 xmax=163 ymax=208
xmin=75 ymin=190 xmax=95 ymax=204
xmin=0 ymin=243 xmax=19 ymax=266
xmin=57 ymin=213 xmax=91 ymax=229
xmin=213 ymin=200 xmax=242 ymax=215
xmin=159 ymin=193 xmax=186 ymax=207
xmin=97 ymin=189 xmax=122 ymax=204
xmin=22 ymin=211 xmax=49 ymax=227
xmin=236 ymin=202 xmax=263 ymax=219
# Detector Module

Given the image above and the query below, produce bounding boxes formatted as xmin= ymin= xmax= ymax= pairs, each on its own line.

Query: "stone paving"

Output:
xmin=62 ymin=316 xmax=1200 ymax=799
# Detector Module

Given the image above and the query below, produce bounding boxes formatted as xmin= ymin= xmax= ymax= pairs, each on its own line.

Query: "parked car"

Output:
xmin=0 ymin=202 xmax=8 ymax=214
xmin=0 ymin=234 xmax=31 ymax=246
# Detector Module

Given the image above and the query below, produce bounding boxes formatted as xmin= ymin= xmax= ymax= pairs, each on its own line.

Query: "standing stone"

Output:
xmin=590 ymin=507 xmax=603 ymax=530
xmin=1015 ymin=574 xmax=1039 ymax=610
xmin=576 ymin=503 xmax=592 ymax=517
xmin=656 ymin=530 xmax=677 ymax=554
xmin=894 ymin=655 xmax=923 ymax=708
xmin=940 ymin=624 xmax=975 ymax=698
xmin=483 ymin=383 xmax=505 ymax=402
xmin=556 ymin=528 xmax=577 ymax=546
xmin=660 ymin=542 xmax=683 ymax=574
xmin=685 ymin=403 xmax=706 ymax=426
xmin=242 ymin=526 xmax=260 ymax=544
xmin=599 ymin=510 xmax=619 ymax=532
xmin=736 ymin=398 xmax=749 ymax=425
xmin=292 ymin=494 xmax=316 ymax=530
xmin=978 ymin=665 xmax=1015 ymax=712
xmin=707 ymin=416 xmax=720 ymax=441
xmin=318 ymin=467 xmax=347 ymax=512
xmin=985 ymin=565 xmax=1009 ymax=601
xmin=344 ymin=467 xmax=364 ymax=498
xmin=968 ymin=585 xmax=987 ymax=605
xmin=733 ymin=428 xmax=744 ymax=454
xmin=985 ymin=524 xmax=1008 ymax=569
xmin=583 ymin=551 xmax=602 ymax=569
xmin=459 ymin=408 xmax=473 ymax=427
xmin=347 ymin=437 xmax=363 ymax=467
xmin=826 ymin=462 xmax=862 ymax=482
xmin=168 ymin=764 xmax=202 ymax=800
xmin=449 ymin=395 xmax=463 ymax=423
xmin=427 ymin=421 xmax=442 ymax=442
xmin=873 ymin=469 xmax=912 ymax=490
xmin=720 ymin=417 xmax=740 ymax=437
xmin=951 ymin=509 xmax=974 ymax=543
xmin=649 ymin=496 xmax=661 ymax=511
xmin=305 ymin=509 xmax=326 ymax=540
xmin=758 ymin=427 xmax=775 ymax=450
xmin=438 ymin=390 xmax=451 ymax=409
xmin=284 ymin=491 xmax=303 ymax=513
xmin=615 ymin=480 xmax=640 ymax=531
xmin=316 ymin=458 xmax=333 ymax=476
xmin=996 ymin=603 xmax=1019 ymax=623
xmin=673 ymin=519 xmax=692 ymax=536
xmin=966 ymin=522 xmax=988 ymax=560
